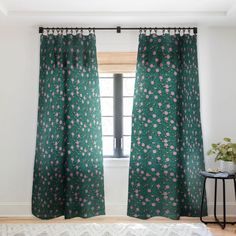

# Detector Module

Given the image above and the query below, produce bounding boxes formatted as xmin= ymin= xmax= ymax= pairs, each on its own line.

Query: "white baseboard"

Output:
xmin=0 ymin=202 xmax=235 ymax=217
xmin=0 ymin=202 xmax=128 ymax=217
xmin=0 ymin=202 xmax=31 ymax=217
xmin=105 ymin=202 xmax=236 ymax=217
xmin=208 ymin=202 xmax=236 ymax=216
xmin=105 ymin=203 xmax=127 ymax=215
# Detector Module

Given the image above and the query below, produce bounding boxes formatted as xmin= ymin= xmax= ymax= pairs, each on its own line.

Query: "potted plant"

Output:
xmin=207 ymin=137 xmax=236 ymax=174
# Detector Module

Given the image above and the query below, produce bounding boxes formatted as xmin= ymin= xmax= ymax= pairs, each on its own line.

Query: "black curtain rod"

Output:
xmin=39 ymin=26 xmax=197 ymax=34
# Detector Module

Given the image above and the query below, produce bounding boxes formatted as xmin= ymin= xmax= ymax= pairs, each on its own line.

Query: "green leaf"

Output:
xmin=221 ymin=148 xmax=227 ymax=154
xmin=231 ymin=144 xmax=236 ymax=154
xmin=211 ymin=143 xmax=217 ymax=148
xmin=207 ymin=150 xmax=212 ymax=155
xmin=224 ymin=137 xmax=231 ymax=142
xmin=209 ymin=138 xmax=236 ymax=161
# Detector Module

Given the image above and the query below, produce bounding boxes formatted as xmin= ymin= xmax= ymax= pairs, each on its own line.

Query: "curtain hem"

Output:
xmin=32 ymin=210 xmax=106 ymax=220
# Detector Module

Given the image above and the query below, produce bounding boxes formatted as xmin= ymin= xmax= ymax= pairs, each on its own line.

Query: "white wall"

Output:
xmin=0 ymin=26 xmax=236 ymax=217
xmin=198 ymin=26 xmax=236 ymax=216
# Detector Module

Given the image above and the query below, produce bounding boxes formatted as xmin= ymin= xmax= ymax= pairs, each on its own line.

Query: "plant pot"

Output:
xmin=219 ymin=160 xmax=236 ymax=174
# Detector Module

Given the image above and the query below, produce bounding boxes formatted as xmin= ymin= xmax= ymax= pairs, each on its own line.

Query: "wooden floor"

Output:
xmin=0 ymin=216 xmax=235 ymax=236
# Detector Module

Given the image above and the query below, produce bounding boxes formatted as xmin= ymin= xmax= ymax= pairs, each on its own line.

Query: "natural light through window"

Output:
xmin=99 ymin=73 xmax=135 ymax=157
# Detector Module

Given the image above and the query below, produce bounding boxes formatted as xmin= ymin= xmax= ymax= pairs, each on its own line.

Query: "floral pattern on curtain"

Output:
xmin=128 ymin=33 xmax=207 ymax=219
xmin=32 ymin=33 xmax=105 ymax=219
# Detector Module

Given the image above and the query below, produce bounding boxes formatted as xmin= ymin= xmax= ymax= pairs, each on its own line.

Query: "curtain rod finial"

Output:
xmin=116 ymin=26 xmax=121 ymax=33
xmin=193 ymin=27 xmax=197 ymax=34
xmin=39 ymin=27 xmax=43 ymax=34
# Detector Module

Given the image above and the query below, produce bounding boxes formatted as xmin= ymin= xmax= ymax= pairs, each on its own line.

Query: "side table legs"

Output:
xmin=213 ymin=179 xmax=226 ymax=229
xmin=222 ymin=179 xmax=226 ymax=228
xmin=234 ymin=178 xmax=236 ymax=200
xmin=213 ymin=178 xmax=217 ymax=221
xmin=200 ymin=177 xmax=207 ymax=223
xmin=200 ymin=177 xmax=235 ymax=229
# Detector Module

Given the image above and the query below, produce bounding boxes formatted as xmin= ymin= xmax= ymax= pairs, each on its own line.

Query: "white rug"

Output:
xmin=0 ymin=223 xmax=213 ymax=236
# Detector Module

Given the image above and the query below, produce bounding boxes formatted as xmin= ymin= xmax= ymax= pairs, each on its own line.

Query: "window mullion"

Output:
xmin=113 ymin=74 xmax=123 ymax=158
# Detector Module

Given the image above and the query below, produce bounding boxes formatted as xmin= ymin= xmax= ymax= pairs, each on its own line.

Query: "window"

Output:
xmin=99 ymin=73 xmax=135 ymax=158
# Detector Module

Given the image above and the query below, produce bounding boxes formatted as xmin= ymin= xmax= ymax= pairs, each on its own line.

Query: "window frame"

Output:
xmin=98 ymin=52 xmax=136 ymax=158
xmin=100 ymin=73 xmax=134 ymax=158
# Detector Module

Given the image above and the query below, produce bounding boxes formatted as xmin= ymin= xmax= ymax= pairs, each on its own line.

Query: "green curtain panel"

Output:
xmin=32 ymin=33 xmax=105 ymax=219
xmin=128 ymin=33 xmax=207 ymax=219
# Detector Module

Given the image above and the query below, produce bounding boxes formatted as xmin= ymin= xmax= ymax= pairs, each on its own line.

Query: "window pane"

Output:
xmin=123 ymin=97 xmax=133 ymax=116
xmin=99 ymin=73 xmax=114 ymax=78
xmin=101 ymin=98 xmax=113 ymax=116
xmin=102 ymin=117 xmax=113 ymax=135
xmin=102 ymin=136 xmax=114 ymax=156
xmin=100 ymin=78 xmax=113 ymax=97
xmin=123 ymin=136 xmax=131 ymax=156
xmin=123 ymin=78 xmax=135 ymax=96
xmin=123 ymin=117 xmax=132 ymax=136
xmin=123 ymin=73 xmax=136 ymax=77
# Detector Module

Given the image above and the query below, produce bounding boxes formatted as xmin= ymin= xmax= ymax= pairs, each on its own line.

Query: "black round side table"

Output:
xmin=200 ymin=171 xmax=236 ymax=229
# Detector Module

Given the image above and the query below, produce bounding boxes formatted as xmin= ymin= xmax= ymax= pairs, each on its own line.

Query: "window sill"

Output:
xmin=103 ymin=157 xmax=130 ymax=168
